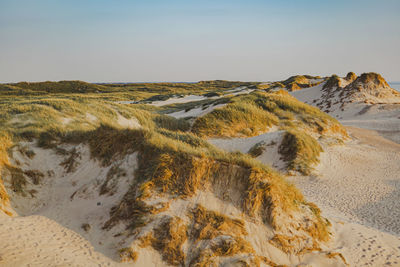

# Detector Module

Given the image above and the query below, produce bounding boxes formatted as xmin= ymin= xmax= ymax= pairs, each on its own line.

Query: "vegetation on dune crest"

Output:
xmin=262 ymin=75 xmax=324 ymax=91
xmin=279 ymin=130 xmax=323 ymax=175
xmin=356 ymin=72 xmax=390 ymax=87
xmin=345 ymin=72 xmax=357 ymax=82
xmin=192 ymin=100 xmax=279 ymax=137
xmin=191 ymin=90 xmax=347 ymax=174
xmin=192 ymin=90 xmax=345 ymax=139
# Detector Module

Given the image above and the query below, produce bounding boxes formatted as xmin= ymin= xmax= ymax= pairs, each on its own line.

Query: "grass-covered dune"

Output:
xmin=192 ymin=90 xmax=346 ymax=174
xmin=0 ymin=80 xmax=259 ymax=99
xmin=192 ymin=90 xmax=345 ymax=138
xmin=0 ymin=80 xmax=351 ymax=265
xmin=0 ymin=80 xmax=341 ymax=265
xmin=260 ymin=75 xmax=325 ymax=91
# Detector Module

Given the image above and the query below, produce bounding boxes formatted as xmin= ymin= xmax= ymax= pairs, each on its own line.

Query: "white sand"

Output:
xmin=289 ymin=127 xmax=400 ymax=235
xmin=0 ymin=215 xmax=120 ymax=267
xmin=150 ymin=95 xmax=210 ymax=106
xmin=167 ymin=103 xmax=226 ymax=119
xmin=327 ymin=221 xmax=400 ymax=267
xmin=209 ymin=128 xmax=286 ymax=170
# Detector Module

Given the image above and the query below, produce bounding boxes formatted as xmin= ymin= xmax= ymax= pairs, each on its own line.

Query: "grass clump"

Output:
xmin=139 ymin=216 xmax=188 ymax=266
xmin=23 ymin=170 xmax=44 ymax=185
xmin=5 ymin=166 xmax=27 ymax=196
xmin=153 ymin=115 xmax=190 ymax=132
xmin=118 ymin=247 xmax=138 ymax=263
xmin=188 ymin=205 xmax=247 ymax=240
xmin=100 ymin=165 xmax=127 ymax=196
xmin=278 ymin=130 xmax=323 ymax=175
xmin=248 ymin=141 xmax=269 ymax=157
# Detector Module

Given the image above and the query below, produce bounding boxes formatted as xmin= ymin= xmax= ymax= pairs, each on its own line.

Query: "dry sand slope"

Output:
xmin=289 ymin=126 xmax=400 ymax=234
xmin=0 ymin=215 xmax=120 ymax=267
xmin=288 ymin=126 xmax=400 ymax=266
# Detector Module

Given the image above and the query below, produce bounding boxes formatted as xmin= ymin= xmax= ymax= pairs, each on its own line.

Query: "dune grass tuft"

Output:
xmin=279 ymin=130 xmax=323 ymax=175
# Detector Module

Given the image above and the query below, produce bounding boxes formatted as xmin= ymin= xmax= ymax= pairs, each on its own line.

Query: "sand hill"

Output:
xmin=290 ymin=72 xmax=400 ymax=144
xmin=1 ymin=80 xmax=400 ymax=266
xmin=291 ymin=72 xmax=400 ymax=115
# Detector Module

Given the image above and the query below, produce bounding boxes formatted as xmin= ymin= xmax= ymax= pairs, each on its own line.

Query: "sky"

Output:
xmin=0 ymin=0 xmax=399 ymax=82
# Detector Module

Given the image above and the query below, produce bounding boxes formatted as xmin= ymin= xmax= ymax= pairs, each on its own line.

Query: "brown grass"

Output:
xmin=189 ymin=236 xmax=255 ymax=266
xmin=192 ymin=90 xmax=346 ymax=139
xmin=278 ymin=129 xmax=323 ymax=175
xmin=188 ymin=204 xmax=247 ymax=241
xmin=247 ymin=141 xmax=274 ymax=158
xmin=23 ymin=170 xmax=44 ymax=185
xmin=325 ymin=251 xmax=348 ymax=266
xmin=99 ymin=164 xmax=127 ymax=195
xmin=0 ymin=133 xmax=12 ymax=214
xmin=139 ymin=216 xmax=188 ymax=266
xmin=60 ymin=148 xmax=81 ymax=173
xmin=118 ymin=247 xmax=138 ymax=263
xmin=5 ymin=165 xmax=27 ymax=196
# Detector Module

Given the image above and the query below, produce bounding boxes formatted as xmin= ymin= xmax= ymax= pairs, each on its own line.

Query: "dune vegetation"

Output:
xmin=192 ymin=90 xmax=345 ymax=138
xmin=0 ymin=79 xmax=347 ymax=265
xmin=192 ymin=90 xmax=346 ymax=174
xmin=260 ymin=75 xmax=324 ymax=91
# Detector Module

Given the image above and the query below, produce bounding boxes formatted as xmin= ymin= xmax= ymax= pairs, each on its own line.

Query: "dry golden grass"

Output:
xmin=192 ymin=99 xmax=279 ymax=137
xmin=188 ymin=205 xmax=247 ymax=241
xmin=189 ymin=236 xmax=256 ymax=266
xmin=138 ymin=216 xmax=188 ymax=266
xmin=278 ymin=129 xmax=323 ymax=175
xmin=325 ymin=251 xmax=348 ymax=266
xmin=192 ymin=90 xmax=346 ymax=139
xmin=0 ymin=133 xmax=12 ymax=212
xmin=118 ymin=247 xmax=138 ymax=263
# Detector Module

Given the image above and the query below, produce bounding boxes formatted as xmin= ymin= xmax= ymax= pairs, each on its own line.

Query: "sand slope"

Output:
xmin=0 ymin=215 xmax=120 ymax=267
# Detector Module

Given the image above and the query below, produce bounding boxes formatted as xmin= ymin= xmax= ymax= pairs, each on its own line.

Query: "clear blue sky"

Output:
xmin=1 ymin=0 xmax=399 ymax=82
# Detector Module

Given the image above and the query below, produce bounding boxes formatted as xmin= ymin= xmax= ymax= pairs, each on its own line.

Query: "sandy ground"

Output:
xmin=289 ymin=127 xmax=400 ymax=235
xmin=0 ymin=215 xmax=120 ymax=267
xmin=167 ymin=103 xmax=226 ymax=119
xmin=330 ymin=221 xmax=400 ymax=267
